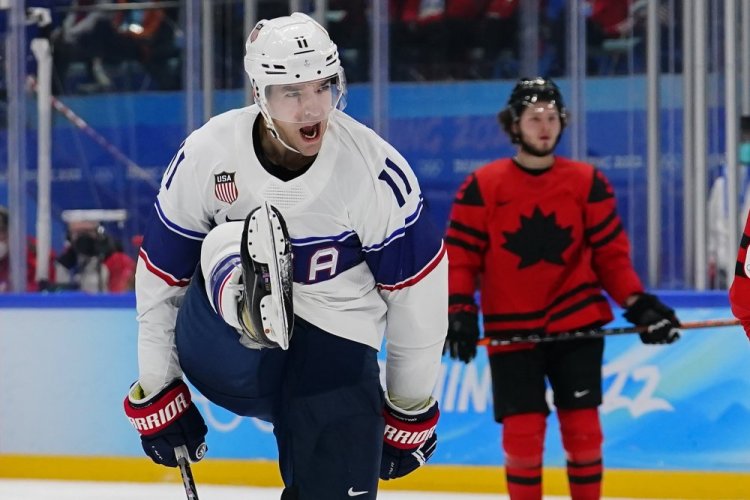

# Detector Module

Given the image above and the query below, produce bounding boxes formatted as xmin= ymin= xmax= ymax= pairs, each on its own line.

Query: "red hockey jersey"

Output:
xmin=729 ymin=212 xmax=750 ymax=339
xmin=445 ymin=157 xmax=644 ymax=354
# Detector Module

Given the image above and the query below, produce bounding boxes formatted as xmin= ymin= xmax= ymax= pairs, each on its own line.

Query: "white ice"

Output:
xmin=0 ymin=479 xmax=652 ymax=500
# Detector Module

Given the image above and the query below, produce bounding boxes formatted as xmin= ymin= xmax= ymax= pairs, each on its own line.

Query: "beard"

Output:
xmin=517 ymin=132 xmax=561 ymax=157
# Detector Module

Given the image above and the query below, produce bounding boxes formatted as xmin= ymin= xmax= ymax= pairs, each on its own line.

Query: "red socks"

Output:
xmin=502 ymin=409 xmax=603 ymax=500
xmin=502 ymin=412 xmax=546 ymax=500
xmin=558 ymin=408 xmax=603 ymax=500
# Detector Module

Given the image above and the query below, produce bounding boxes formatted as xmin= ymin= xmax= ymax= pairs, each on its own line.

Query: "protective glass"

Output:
xmin=264 ymin=76 xmax=344 ymax=124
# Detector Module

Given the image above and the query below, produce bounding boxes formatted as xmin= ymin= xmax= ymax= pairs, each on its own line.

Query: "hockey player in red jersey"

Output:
xmin=443 ymin=77 xmax=680 ymax=500
xmin=730 ymin=214 xmax=750 ymax=336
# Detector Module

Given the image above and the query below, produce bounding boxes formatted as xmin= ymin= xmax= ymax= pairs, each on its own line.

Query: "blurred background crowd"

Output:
xmin=0 ymin=0 xmax=745 ymax=294
xmin=26 ymin=0 xmax=670 ymax=95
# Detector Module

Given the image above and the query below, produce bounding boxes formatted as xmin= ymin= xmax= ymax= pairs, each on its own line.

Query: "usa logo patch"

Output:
xmin=214 ymin=171 xmax=238 ymax=204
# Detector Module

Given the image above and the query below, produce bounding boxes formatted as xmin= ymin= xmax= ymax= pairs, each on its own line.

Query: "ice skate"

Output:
xmin=238 ymin=202 xmax=294 ymax=349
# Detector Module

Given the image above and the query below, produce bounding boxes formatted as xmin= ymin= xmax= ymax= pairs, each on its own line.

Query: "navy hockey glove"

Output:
xmin=623 ymin=293 xmax=681 ymax=345
xmin=444 ymin=307 xmax=480 ymax=363
xmin=124 ymin=379 xmax=208 ymax=467
xmin=380 ymin=397 xmax=439 ymax=480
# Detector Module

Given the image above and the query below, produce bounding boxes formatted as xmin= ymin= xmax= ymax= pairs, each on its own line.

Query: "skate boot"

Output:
xmin=238 ymin=202 xmax=294 ymax=349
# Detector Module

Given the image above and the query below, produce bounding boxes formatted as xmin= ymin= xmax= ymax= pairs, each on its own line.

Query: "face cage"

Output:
xmin=257 ymin=69 xmax=347 ymax=126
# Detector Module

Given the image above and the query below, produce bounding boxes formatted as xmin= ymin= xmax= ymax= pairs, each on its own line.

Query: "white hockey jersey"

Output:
xmin=135 ymin=105 xmax=448 ymax=410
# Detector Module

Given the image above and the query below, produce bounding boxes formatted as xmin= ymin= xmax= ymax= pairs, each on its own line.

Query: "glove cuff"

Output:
xmin=448 ymin=304 xmax=478 ymax=315
xmin=124 ymin=379 xmax=193 ymax=436
xmin=448 ymin=294 xmax=478 ymax=315
xmin=383 ymin=396 xmax=439 ymax=451
xmin=385 ymin=394 xmax=437 ymax=414
xmin=623 ymin=293 xmax=657 ymax=323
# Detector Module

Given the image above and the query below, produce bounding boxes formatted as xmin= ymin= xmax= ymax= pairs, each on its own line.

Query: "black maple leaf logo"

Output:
xmin=502 ymin=206 xmax=573 ymax=268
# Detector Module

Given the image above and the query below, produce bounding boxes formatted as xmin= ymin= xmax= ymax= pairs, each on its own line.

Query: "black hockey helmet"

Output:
xmin=505 ymin=77 xmax=567 ymax=127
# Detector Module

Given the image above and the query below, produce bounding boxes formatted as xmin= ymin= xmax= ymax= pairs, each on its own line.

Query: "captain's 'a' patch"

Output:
xmin=215 ymin=171 xmax=239 ymax=204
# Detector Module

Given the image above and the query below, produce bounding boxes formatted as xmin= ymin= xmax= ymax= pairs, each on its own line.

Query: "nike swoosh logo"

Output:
xmin=348 ymin=487 xmax=369 ymax=497
xmin=573 ymin=390 xmax=590 ymax=398
xmin=496 ymin=200 xmax=511 ymax=207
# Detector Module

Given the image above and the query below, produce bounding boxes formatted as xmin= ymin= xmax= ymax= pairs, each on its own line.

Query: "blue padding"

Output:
xmin=599 ymin=291 xmax=729 ymax=309
xmin=643 ymin=290 xmax=730 ymax=308
xmin=0 ymin=292 xmax=136 ymax=308
xmin=0 ymin=290 xmax=728 ymax=310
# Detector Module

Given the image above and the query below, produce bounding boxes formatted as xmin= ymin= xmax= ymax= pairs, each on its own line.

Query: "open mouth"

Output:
xmin=299 ymin=123 xmax=321 ymax=142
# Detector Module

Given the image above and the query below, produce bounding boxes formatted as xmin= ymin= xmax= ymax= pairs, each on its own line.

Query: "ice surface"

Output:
xmin=0 ymin=479 xmax=652 ymax=500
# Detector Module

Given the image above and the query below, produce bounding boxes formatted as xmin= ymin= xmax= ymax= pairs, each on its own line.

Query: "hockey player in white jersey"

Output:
xmin=123 ymin=12 xmax=448 ymax=499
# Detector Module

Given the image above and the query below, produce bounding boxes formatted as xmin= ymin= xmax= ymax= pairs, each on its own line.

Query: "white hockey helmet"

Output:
xmin=244 ymin=12 xmax=347 ymax=127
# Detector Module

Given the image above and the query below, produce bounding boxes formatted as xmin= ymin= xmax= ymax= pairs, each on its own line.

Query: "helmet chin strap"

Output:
xmin=266 ymin=122 xmax=303 ymax=155
xmin=259 ymin=110 xmax=304 ymax=156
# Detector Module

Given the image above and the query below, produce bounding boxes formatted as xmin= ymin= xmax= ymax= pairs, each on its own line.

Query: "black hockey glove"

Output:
xmin=623 ymin=293 xmax=681 ymax=345
xmin=380 ymin=397 xmax=439 ymax=480
xmin=124 ymin=379 xmax=208 ymax=467
xmin=444 ymin=308 xmax=480 ymax=363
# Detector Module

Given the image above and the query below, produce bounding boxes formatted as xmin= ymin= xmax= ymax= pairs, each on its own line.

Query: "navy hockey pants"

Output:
xmin=175 ymin=268 xmax=385 ymax=499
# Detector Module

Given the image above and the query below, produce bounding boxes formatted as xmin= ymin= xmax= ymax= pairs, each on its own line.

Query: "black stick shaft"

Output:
xmin=175 ymin=446 xmax=200 ymax=500
xmin=478 ymin=318 xmax=740 ymax=347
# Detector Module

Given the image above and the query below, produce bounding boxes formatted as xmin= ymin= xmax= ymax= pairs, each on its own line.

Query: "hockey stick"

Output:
xmin=477 ymin=318 xmax=741 ymax=347
xmin=26 ymin=75 xmax=160 ymax=191
xmin=175 ymin=446 xmax=200 ymax=500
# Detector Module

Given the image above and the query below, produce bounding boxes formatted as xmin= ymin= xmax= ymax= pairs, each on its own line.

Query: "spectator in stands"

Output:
xmin=52 ymin=0 xmax=178 ymax=93
xmin=589 ymin=0 xmax=633 ymax=40
xmin=211 ymin=1 xmax=247 ymax=90
xmin=327 ymin=0 xmax=369 ymax=82
xmin=586 ymin=0 xmax=674 ymax=75
xmin=390 ymin=0 xmax=485 ymax=81
xmin=55 ymin=219 xmax=135 ymax=292
xmin=110 ymin=0 xmax=180 ymax=90
xmin=474 ymin=0 xmax=568 ymax=79
xmin=585 ymin=0 xmax=638 ymax=74
xmin=389 ymin=0 xmax=444 ymax=81
xmin=0 ymin=206 xmax=57 ymax=292
xmin=51 ymin=0 xmax=114 ymax=93
xmin=476 ymin=0 xmax=520 ymax=78
xmin=538 ymin=0 xmax=567 ymax=77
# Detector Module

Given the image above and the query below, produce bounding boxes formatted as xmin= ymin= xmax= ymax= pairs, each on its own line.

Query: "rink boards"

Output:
xmin=1 ymin=291 xmax=749 ymax=497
